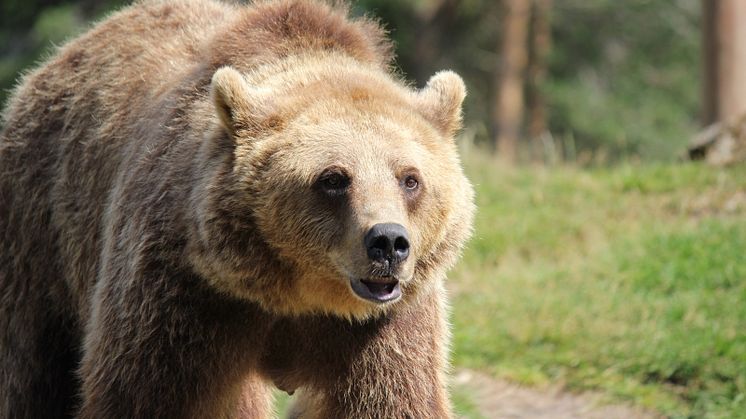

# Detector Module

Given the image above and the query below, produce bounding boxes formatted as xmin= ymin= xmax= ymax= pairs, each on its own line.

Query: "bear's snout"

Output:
xmin=364 ymin=223 xmax=410 ymax=266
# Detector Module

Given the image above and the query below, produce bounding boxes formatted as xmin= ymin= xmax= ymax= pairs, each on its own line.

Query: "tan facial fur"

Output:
xmin=205 ymin=58 xmax=473 ymax=320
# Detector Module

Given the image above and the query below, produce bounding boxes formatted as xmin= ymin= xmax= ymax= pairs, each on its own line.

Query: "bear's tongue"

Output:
xmin=351 ymin=278 xmax=402 ymax=303
xmin=362 ymin=280 xmax=395 ymax=295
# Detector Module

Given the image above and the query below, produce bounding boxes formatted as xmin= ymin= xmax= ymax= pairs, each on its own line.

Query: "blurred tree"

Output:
xmin=527 ymin=0 xmax=553 ymax=162
xmin=547 ymin=0 xmax=700 ymax=161
xmin=702 ymin=0 xmax=746 ymax=126
xmin=691 ymin=0 xmax=746 ymax=164
xmin=493 ymin=0 xmax=530 ymax=163
xmin=0 ymin=0 xmax=127 ymax=107
xmin=493 ymin=0 xmax=555 ymax=163
xmin=702 ymin=0 xmax=718 ymax=126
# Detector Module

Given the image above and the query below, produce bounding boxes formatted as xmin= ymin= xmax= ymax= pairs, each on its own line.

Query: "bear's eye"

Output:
xmin=317 ymin=169 xmax=350 ymax=196
xmin=404 ymin=175 xmax=419 ymax=190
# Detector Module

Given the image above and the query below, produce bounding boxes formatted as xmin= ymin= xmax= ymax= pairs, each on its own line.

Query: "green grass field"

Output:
xmin=450 ymin=154 xmax=746 ymax=418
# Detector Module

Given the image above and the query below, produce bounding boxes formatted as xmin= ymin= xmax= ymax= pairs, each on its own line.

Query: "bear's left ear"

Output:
xmin=211 ymin=66 xmax=273 ymax=137
xmin=416 ymin=71 xmax=466 ymax=138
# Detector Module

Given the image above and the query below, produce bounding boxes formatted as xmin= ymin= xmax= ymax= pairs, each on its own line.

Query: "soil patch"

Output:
xmin=455 ymin=369 xmax=661 ymax=419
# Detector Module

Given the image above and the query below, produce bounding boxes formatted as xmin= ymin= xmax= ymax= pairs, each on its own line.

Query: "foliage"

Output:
xmin=353 ymin=0 xmax=702 ymax=161
xmin=452 ymin=150 xmax=746 ymax=417
xmin=547 ymin=0 xmax=701 ymax=160
xmin=0 ymin=0 xmax=703 ymax=161
xmin=0 ymin=0 xmax=127 ymax=107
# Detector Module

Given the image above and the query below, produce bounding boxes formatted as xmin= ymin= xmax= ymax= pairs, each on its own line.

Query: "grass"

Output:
xmin=450 ymin=152 xmax=746 ymax=418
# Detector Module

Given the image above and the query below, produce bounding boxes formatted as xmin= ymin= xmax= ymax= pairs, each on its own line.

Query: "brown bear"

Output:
xmin=0 ymin=0 xmax=474 ymax=417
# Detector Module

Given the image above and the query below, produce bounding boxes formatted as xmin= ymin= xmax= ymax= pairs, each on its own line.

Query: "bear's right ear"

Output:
xmin=415 ymin=71 xmax=466 ymax=138
xmin=211 ymin=67 xmax=271 ymax=136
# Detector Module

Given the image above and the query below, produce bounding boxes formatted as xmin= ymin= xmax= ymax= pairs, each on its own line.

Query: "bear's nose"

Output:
xmin=364 ymin=223 xmax=410 ymax=264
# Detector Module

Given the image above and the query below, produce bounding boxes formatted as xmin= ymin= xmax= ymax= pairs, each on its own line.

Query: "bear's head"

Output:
xmin=191 ymin=56 xmax=474 ymax=320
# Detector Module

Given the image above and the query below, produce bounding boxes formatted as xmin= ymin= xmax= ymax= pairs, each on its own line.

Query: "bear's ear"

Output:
xmin=416 ymin=71 xmax=466 ymax=138
xmin=211 ymin=67 xmax=271 ymax=136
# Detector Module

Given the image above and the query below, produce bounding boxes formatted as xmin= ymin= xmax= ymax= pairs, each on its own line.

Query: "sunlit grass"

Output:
xmin=450 ymin=151 xmax=746 ymax=418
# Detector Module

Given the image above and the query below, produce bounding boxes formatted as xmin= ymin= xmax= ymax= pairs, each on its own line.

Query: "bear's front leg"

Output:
xmin=78 ymin=265 xmax=273 ymax=419
xmin=265 ymin=285 xmax=452 ymax=419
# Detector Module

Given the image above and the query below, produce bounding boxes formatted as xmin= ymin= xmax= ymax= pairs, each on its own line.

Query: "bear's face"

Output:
xmin=203 ymin=63 xmax=473 ymax=319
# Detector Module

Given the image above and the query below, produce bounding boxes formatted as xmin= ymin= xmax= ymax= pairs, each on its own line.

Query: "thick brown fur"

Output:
xmin=0 ymin=1 xmax=474 ymax=418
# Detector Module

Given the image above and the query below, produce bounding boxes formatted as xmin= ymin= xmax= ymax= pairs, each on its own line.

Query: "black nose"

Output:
xmin=364 ymin=223 xmax=410 ymax=264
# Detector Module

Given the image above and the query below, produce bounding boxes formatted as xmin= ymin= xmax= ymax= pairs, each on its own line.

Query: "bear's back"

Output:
xmin=0 ymin=0 xmax=235 ymax=316
xmin=0 ymin=0 xmax=394 ymax=319
xmin=4 ymin=0 xmax=231 ymax=135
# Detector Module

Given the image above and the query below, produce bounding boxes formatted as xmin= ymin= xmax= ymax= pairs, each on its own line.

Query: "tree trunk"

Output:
xmin=527 ymin=0 xmax=553 ymax=162
xmin=493 ymin=0 xmax=531 ymax=163
xmin=702 ymin=0 xmax=718 ymax=125
xmin=702 ymin=0 xmax=746 ymax=125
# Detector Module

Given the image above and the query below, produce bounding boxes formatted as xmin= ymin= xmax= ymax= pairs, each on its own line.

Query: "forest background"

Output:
xmin=0 ymin=0 xmax=706 ymax=162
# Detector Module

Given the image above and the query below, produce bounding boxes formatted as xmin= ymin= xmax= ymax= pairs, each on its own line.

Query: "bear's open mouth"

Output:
xmin=350 ymin=277 xmax=401 ymax=304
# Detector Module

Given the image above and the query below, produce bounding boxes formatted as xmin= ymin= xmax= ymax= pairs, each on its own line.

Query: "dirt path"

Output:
xmin=454 ymin=369 xmax=661 ymax=419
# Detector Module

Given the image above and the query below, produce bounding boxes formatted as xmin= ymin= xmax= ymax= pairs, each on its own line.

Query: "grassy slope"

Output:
xmin=450 ymin=154 xmax=746 ymax=418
